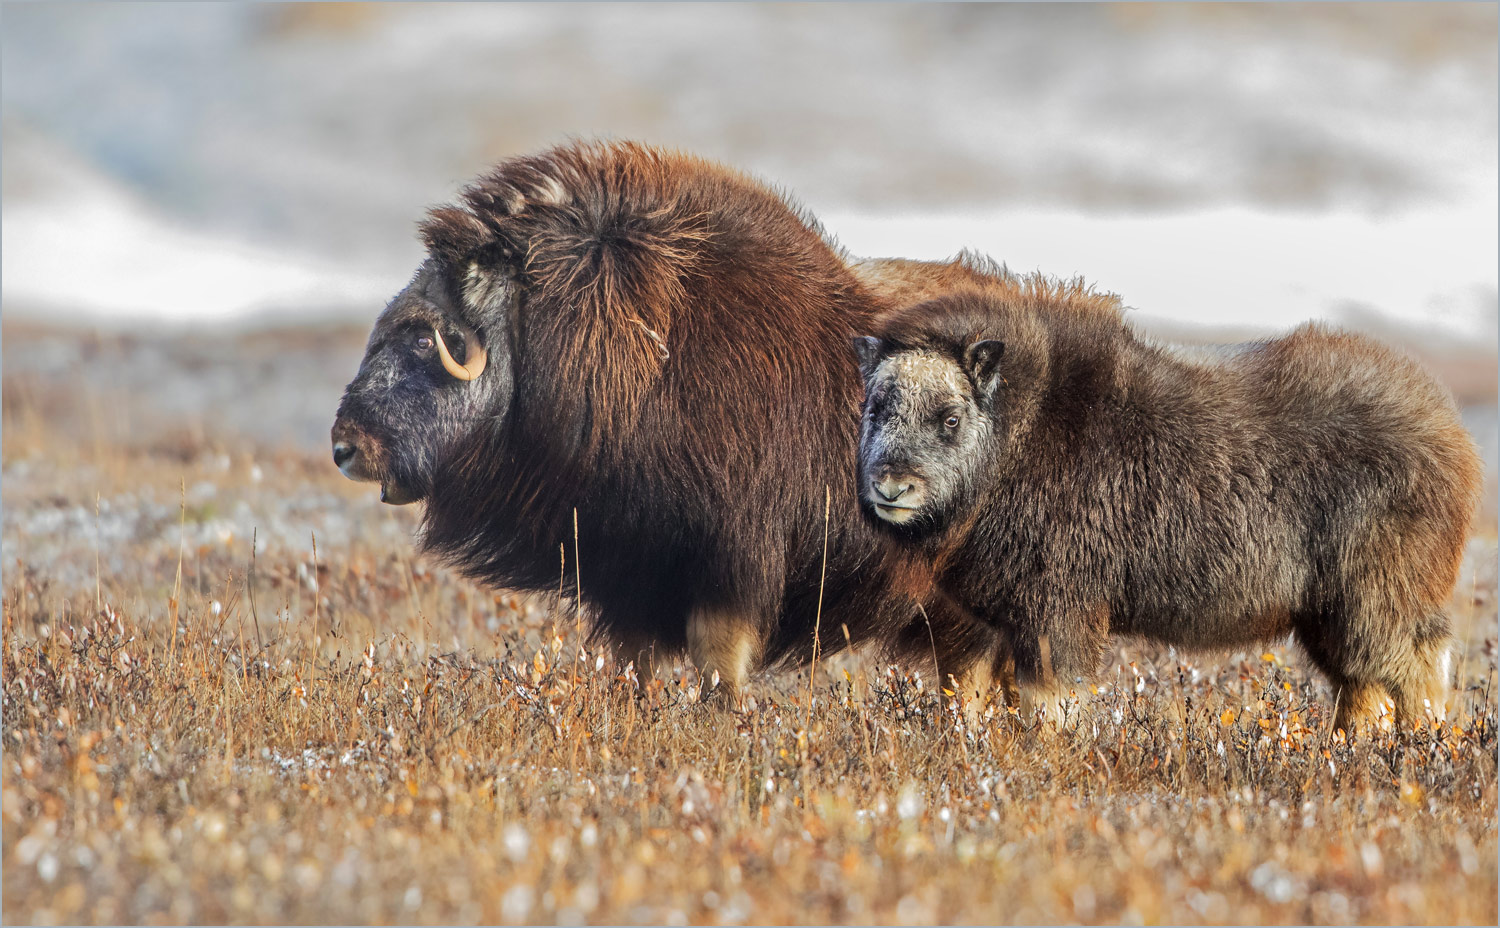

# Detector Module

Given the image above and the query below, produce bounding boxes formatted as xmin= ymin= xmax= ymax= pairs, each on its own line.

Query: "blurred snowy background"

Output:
xmin=0 ymin=3 xmax=1495 ymax=609
xmin=2 ymin=4 xmax=1496 ymax=470
xmin=3 ymin=3 xmax=1495 ymax=338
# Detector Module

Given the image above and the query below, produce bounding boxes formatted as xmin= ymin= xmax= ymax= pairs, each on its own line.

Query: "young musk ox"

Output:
xmin=853 ymin=282 xmax=1481 ymax=733
xmin=332 ymin=140 xmax=1018 ymax=705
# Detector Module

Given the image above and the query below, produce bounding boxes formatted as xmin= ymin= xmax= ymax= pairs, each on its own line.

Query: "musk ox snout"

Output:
xmin=867 ymin=470 xmax=928 ymax=523
xmin=330 ymin=411 xmax=419 ymax=505
xmin=329 ymin=418 xmax=381 ymax=484
xmin=872 ymin=474 xmax=916 ymax=503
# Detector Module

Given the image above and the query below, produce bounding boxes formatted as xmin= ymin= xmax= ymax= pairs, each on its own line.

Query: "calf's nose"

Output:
xmin=332 ymin=442 xmax=356 ymax=469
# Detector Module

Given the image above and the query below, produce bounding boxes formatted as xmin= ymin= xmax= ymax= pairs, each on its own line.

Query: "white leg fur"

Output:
xmin=1019 ymin=681 xmax=1080 ymax=732
xmin=686 ymin=607 xmax=760 ymax=701
xmin=947 ymin=658 xmax=994 ymax=730
xmin=1429 ymin=644 xmax=1454 ymax=722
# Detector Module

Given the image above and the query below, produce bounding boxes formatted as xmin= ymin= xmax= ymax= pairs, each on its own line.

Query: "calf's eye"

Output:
xmin=944 ymin=415 xmax=960 ymax=429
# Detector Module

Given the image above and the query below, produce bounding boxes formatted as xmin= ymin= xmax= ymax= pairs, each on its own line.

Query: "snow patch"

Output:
xmin=820 ymin=194 xmax=1498 ymax=343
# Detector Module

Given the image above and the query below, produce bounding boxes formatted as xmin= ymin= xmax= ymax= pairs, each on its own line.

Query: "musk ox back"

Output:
xmin=331 ymin=140 xmax=1014 ymax=702
xmin=853 ymin=283 xmax=1482 ymax=733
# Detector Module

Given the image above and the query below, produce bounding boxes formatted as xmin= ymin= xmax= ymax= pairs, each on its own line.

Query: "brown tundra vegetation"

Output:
xmin=1 ymin=307 xmax=1496 ymax=923
xmin=854 ymin=282 xmax=1483 ymax=736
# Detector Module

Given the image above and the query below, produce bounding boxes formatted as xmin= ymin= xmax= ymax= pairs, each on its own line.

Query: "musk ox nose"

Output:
xmin=331 ymin=418 xmax=377 ymax=483
xmin=874 ymin=477 xmax=915 ymax=503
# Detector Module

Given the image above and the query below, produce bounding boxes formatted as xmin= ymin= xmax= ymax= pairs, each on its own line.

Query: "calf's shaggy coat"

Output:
xmin=854 ymin=284 xmax=1481 ymax=731
xmin=333 ymin=140 xmax=1020 ymax=700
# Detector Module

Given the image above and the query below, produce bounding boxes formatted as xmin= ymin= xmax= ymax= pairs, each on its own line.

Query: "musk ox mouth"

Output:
xmin=379 ymin=481 xmax=420 ymax=506
xmin=336 ymin=458 xmax=370 ymax=483
xmin=334 ymin=456 xmax=418 ymax=506
xmin=332 ymin=426 xmax=420 ymax=504
xmin=872 ymin=501 xmax=922 ymax=523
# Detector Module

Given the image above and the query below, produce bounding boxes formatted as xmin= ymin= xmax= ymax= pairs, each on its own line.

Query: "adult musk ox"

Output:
xmin=853 ymin=282 xmax=1481 ymax=733
xmin=331 ymin=140 xmax=1010 ymax=702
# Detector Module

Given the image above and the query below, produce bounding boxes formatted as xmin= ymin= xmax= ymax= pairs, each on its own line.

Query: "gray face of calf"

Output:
xmin=330 ymin=259 xmax=515 ymax=505
xmin=853 ymin=337 xmax=1005 ymax=537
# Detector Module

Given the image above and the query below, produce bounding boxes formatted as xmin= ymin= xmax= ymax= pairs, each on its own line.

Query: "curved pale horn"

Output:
xmin=432 ymin=321 xmax=487 ymax=382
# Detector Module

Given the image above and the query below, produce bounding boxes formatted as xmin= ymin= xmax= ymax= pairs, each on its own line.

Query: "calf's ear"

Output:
xmin=851 ymin=336 xmax=884 ymax=378
xmin=964 ymin=339 xmax=1005 ymax=398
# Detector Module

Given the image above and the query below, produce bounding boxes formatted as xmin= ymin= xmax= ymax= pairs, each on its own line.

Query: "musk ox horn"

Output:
xmin=432 ymin=321 xmax=487 ymax=382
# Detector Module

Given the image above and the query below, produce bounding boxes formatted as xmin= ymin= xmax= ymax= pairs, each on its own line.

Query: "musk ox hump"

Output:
xmin=416 ymin=142 xmax=728 ymax=463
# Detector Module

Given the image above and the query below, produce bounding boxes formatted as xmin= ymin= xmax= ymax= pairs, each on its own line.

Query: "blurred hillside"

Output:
xmin=2 ymin=3 xmax=1496 ymax=352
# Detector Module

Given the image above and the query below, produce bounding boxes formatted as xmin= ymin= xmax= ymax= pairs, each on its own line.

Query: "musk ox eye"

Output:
xmin=415 ymin=335 xmax=435 ymax=351
xmin=943 ymin=414 xmax=960 ymax=429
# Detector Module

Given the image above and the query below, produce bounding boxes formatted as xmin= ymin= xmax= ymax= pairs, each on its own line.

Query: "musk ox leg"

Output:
xmin=1332 ymin=681 xmax=1395 ymax=737
xmin=1386 ymin=622 xmax=1454 ymax=728
xmin=899 ymin=598 xmax=1017 ymax=728
xmin=945 ymin=644 xmax=1019 ymax=730
xmin=1303 ymin=510 xmax=1466 ymax=732
xmin=1013 ymin=633 xmax=1088 ymax=732
xmin=686 ymin=607 xmax=763 ymax=704
xmin=1017 ymin=683 xmax=1080 ymax=731
xmin=1009 ymin=606 xmax=1107 ymax=731
xmin=946 ymin=657 xmax=993 ymax=729
xmin=1299 ymin=597 xmax=1454 ymax=734
xmin=993 ymin=648 xmax=1021 ymax=707
xmin=610 ymin=633 xmax=662 ymax=688
xmin=1306 ymin=626 xmax=1452 ymax=736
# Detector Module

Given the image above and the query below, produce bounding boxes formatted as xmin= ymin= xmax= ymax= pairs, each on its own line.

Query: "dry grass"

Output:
xmin=3 ymin=324 xmax=1497 ymax=925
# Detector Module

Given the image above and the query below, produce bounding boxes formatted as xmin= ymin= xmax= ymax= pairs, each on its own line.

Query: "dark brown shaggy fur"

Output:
xmin=333 ymin=140 xmax=1014 ymax=699
xmin=855 ymin=283 xmax=1482 ymax=732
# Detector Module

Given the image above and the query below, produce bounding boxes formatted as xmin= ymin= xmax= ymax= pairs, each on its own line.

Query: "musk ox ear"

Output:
xmin=964 ymin=339 xmax=1005 ymax=398
xmin=420 ymin=207 xmax=494 ymax=265
xmin=417 ymin=208 xmax=517 ymax=332
xmin=852 ymin=336 xmax=884 ymax=379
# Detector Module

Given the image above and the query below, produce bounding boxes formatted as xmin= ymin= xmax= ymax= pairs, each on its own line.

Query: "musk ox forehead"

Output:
xmin=872 ymin=350 xmax=971 ymax=400
xmin=377 ymin=263 xmax=461 ymax=324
